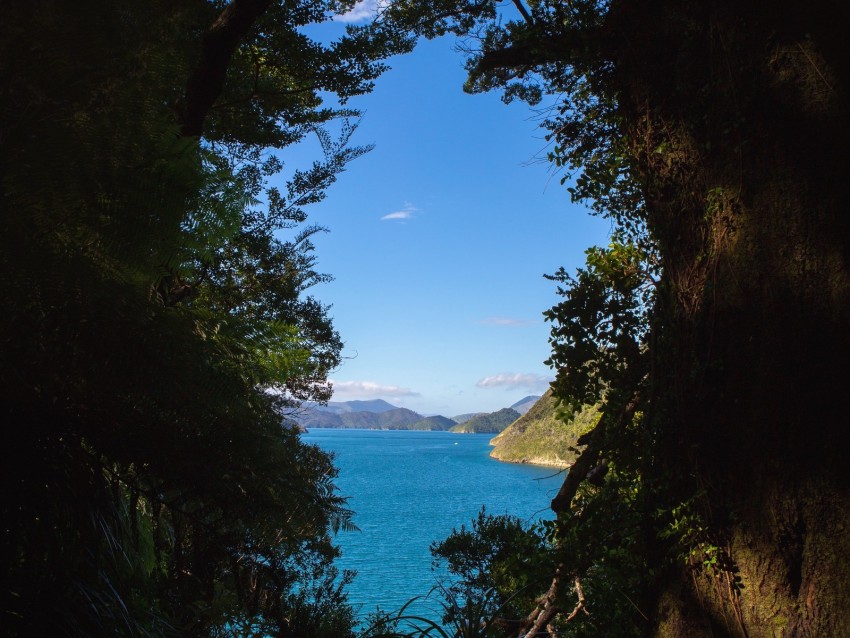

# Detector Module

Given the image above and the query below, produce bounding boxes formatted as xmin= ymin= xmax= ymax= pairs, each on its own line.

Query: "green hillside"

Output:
xmin=297 ymin=407 xmax=424 ymax=429
xmin=489 ymin=390 xmax=599 ymax=467
xmin=340 ymin=407 xmax=422 ymax=429
xmin=405 ymin=415 xmax=456 ymax=431
xmin=450 ymin=408 xmax=520 ymax=434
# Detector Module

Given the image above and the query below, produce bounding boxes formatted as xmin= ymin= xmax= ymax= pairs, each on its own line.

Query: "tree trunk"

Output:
xmin=607 ymin=1 xmax=850 ymax=635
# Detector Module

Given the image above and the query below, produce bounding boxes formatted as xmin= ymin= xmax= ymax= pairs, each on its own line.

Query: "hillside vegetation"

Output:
xmin=298 ymin=407 xmax=423 ymax=429
xmin=314 ymin=399 xmax=398 ymax=414
xmin=406 ymin=415 xmax=457 ymax=431
xmin=450 ymin=408 xmax=521 ymax=434
xmin=489 ymin=391 xmax=599 ymax=467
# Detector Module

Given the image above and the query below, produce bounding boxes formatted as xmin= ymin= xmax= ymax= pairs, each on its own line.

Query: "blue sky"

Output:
xmin=279 ymin=11 xmax=610 ymax=417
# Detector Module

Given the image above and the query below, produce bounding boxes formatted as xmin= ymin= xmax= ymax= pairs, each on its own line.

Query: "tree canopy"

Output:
xmin=0 ymin=1 xmax=413 ymax=634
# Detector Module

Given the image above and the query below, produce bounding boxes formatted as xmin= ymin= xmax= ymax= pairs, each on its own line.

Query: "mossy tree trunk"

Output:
xmin=607 ymin=1 xmax=850 ymax=635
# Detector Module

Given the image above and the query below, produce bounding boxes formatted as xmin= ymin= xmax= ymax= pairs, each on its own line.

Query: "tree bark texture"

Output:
xmin=605 ymin=1 xmax=850 ymax=635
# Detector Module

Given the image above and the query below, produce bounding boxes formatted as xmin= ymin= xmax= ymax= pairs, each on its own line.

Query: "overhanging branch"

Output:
xmin=181 ymin=0 xmax=273 ymax=137
xmin=511 ymin=0 xmax=533 ymax=25
xmin=550 ymin=391 xmax=639 ymax=513
xmin=473 ymin=24 xmax=609 ymax=79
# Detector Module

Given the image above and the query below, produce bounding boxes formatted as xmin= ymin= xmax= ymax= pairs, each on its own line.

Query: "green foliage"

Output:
xmin=549 ymin=471 xmax=650 ymax=637
xmin=655 ymin=491 xmax=736 ymax=579
xmin=431 ymin=509 xmax=550 ymax=619
xmin=545 ymin=240 xmax=656 ymax=410
xmin=0 ymin=1 xmax=412 ymax=634
xmin=427 ymin=502 xmax=648 ymax=638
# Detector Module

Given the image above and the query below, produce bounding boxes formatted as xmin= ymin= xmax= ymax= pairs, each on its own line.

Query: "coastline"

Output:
xmin=488 ymin=450 xmax=571 ymax=469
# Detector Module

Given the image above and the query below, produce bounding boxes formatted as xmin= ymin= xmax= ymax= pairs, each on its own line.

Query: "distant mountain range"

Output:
xmin=296 ymin=405 xmax=423 ymax=429
xmin=293 ymin=396 xmax=541 ymax=432
xmin=311 ymin=399 xmax=398 ymax=414
xmin=509 ymin=395 xmax=541 ymax=415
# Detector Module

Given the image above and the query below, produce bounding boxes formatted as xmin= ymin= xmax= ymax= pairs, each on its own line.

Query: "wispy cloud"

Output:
xmin=478 ymin=317 xmax=536 ymax=327
xmin=334 ymin=0 xmax=378 ymax=23
xmin=476 ymin=373 xmax=553 ymax=391
xmin=380 ymin=202 xmax=418 ymax=222
xmin=331 ymin=379 xmax=420 ymax=399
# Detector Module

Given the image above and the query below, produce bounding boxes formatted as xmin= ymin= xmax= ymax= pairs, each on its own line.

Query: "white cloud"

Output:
xmin=476 ymin=373 xmax=553 ymax=390
xmin=381 ymin=211 xmax=412 ymax=220
xmin=380 ymin=202 xmax=418 ymax=221
xmin=478 ymin=317 xmax=536 ymax=327
xmin=334 ymin=0 xmax=378 ymax=23
xmin=331 ymin=379 xmax=420 ymax=398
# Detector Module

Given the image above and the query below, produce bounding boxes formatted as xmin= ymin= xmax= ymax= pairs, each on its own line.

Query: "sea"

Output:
xmin=302 ymin=428 xmax=564 ymax=622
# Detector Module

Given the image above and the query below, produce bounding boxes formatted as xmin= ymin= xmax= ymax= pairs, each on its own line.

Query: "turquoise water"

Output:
xmin=303 ymin=429 xmax=563 ymax=621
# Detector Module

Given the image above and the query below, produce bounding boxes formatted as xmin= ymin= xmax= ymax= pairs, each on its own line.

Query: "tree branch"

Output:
xmin=181 ymin=0 xmax=273 ymax=137
xmin=550 ymin=391 xmax=639 ymax=513
xmin=475 ymin=44 xmax=539 ymax=74
xmin=564 ymin=577 xmax=589 ymax=622
xmin=549 ymin=426 xmax=602 ymax=514
xmin=473 ymin=28 xmax=605 ymax=76
xmin=522 ymin=565 xmax=563 ymax=636
xmin=511 ymin=0 xmax=533 ymax=25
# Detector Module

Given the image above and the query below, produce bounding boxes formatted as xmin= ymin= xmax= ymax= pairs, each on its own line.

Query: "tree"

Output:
xmin=390 ymin=0 xmax=850 ymax=635
xmin=0 ymin=1 xmax=412 ymax=634
xmin=430 ymin=509 xmax=551 ymax=628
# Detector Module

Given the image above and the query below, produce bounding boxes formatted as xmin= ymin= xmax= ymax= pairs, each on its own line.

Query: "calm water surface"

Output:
xmin=303 ymin=429 xmax=563 ymax=620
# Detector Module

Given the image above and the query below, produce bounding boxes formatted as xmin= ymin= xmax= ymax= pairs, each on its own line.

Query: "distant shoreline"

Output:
xmin=489 ymin=453 xmax=571 ymax=469
xmin=302 ymin=427 xmax=493 ymax=433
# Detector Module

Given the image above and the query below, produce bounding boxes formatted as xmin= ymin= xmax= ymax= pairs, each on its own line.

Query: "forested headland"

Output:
xmin=3 ymin=1 xmax=850 ymax=637
xmin=488 ymin=391 xmax=599 ymax=467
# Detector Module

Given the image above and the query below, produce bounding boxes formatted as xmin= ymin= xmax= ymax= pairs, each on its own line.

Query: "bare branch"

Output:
xmin=523 ymin=566 xmax=563 ymax=636
xmin=564 ymin=577 xmax=589 ymax=622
